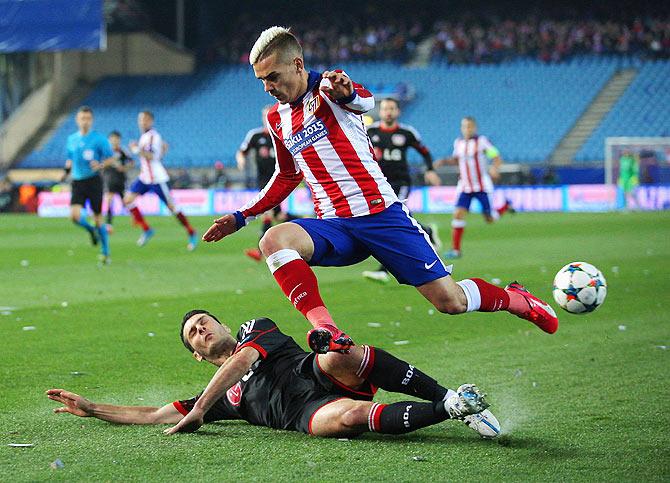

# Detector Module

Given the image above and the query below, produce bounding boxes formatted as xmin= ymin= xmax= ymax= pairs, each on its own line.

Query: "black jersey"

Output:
xmin=239 ymin=128 xmax=276 ymax=187
xmin=173 ymin=318 xmax=373 ymax=433
xmin=367 ymin=122 xmax=433 ymax=186
xmin=103 ymin=147 xmax=133 ymax=187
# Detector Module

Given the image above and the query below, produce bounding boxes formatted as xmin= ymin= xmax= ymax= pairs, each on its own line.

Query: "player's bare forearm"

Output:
xmin=194 ymin=348 xmax=258 ymax=413
xmin=435 ymin=156 xmax=457 ymax=167
xmin=236 ymin=150 xmax=247 ymax=170
xmin=89 ymin=403 xmax=177 ymax=424
xmin=164 ymin=348 xmax=259 ymax=435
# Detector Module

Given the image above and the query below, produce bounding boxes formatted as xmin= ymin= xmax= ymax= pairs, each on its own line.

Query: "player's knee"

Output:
xmin=259 ymin=225 xmax=295 ymax=256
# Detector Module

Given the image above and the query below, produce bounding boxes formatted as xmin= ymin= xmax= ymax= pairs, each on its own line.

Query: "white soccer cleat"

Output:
xmin=362 ymin=270 xmax=391 ymax=284
xmin=463 ymin=409 xmax=501 ymax=439
xmin=444 ymin=384 xmax=490 ymax=419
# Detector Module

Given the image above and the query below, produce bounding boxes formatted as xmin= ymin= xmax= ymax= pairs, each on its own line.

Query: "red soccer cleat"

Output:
xmin=307 ymin=324 xmax=354 ymax=354
xmin=244 ymin=248 xmax=263 ymax=262
xmin=505 ymin=281 xmax=559 ymax=334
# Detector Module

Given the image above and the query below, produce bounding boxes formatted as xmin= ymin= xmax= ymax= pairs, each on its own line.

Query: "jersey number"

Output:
xmin=383 ymin=148 xmax=402 ymax=161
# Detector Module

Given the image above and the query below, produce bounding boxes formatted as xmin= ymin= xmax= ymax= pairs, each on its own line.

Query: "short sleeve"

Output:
xmin=234 ymin=318 xmax=291 ymax=359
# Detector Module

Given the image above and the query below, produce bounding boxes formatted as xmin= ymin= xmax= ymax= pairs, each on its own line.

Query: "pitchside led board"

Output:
xmin=0 ymin=0 xmax=105 ymax=53
xmin=36 ymin=185 xmax=670 ymax=217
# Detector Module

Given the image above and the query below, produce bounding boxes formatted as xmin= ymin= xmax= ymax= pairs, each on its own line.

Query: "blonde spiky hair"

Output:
xmin=249 ymin=26 xmax=302 ymax=65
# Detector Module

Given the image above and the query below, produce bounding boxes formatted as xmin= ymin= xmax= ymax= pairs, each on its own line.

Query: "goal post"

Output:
xmin=605 ymin=137 xmax=670 ymax=185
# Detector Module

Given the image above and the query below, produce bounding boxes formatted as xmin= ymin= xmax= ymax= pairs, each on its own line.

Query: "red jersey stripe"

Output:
xmin=291 ymin=102 xmax=353 ymax=217
xmin=319 ymin=100 xmax=383 ymax=213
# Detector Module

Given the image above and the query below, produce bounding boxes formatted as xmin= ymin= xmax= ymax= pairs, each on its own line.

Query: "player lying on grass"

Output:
xmin=47 ymin=310 xmax=500 ymax=438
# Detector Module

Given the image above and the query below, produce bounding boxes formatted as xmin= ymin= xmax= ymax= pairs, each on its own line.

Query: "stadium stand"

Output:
xmin=21 ymin=57 xmax=623 ymax=168
xmin=575 ymin=59 xmax=670 ymax=161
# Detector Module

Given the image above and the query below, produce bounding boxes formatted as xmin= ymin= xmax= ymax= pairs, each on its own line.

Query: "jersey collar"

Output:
xmin=290 ymin=70 xmax=321 ymax=107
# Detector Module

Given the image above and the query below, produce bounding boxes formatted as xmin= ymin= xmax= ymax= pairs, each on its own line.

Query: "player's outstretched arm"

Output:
xmin=164 ymin=347 xmax=259 ymax=435
xmin=46 ymin=389 xmax=183 ymax=424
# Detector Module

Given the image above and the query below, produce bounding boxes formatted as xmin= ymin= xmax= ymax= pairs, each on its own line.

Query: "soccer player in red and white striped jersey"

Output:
xmin=203 ymin=27 xmax=557 ymax=353
xmin=124 ymin=111 xmax=198 ymax=251
xmin=437 ymin=117 xmax=513 ymax=259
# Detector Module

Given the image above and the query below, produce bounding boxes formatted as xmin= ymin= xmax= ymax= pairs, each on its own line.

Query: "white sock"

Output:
xmin=265 ymin=248 xmax=302 ymax=274
xmin=456 ymin=279 xmax=482 ymax=312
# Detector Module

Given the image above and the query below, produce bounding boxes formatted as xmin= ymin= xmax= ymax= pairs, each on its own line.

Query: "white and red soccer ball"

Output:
xmin=552 ymin=262 xmax=607 ymax=314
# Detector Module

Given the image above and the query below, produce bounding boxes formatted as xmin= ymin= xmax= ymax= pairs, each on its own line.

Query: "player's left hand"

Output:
xmin=46 ymin=389 xmax=93 ymax=417
xmin=164 ymin=409 xmax=204 ymax=435
xmin=320 ymin=71 xmax=353 ymax=100
xmin=424 ymin=170 xmax=441 ymax=186
xmin=90 ymin=160 xmax=101 ymax=171
xmin=202 ymin=213 xmax=238 ymax=242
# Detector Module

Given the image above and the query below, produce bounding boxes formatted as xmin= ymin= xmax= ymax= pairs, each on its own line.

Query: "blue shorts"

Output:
xmin=456 ymin=191 xmax=492 ymax=214
xmin=292 ymin=202 xmax=450 ymax=286
xmin=129 ymin=179 xmax=172 ymax=205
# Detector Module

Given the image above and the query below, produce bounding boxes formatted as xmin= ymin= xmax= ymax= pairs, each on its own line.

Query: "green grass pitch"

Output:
xmin=1 ymin=211 xmax=669 ymax=481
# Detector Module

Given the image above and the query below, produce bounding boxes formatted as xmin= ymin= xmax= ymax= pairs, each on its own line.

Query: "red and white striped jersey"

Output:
xmin=137 ymin=128 xmax=169 ymax=184
xmin=452 ymin=135 xmax=497 ymax=194
xmin=237 ymin=70 xmax=397 ymax=220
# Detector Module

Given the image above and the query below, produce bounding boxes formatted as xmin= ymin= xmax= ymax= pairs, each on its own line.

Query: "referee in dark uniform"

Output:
xmin=364 ymin=98 xmax=442 ymax=283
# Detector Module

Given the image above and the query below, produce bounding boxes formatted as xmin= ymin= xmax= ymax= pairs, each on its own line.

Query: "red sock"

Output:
xmin=497 ymin=203 xmax=509 ymax=216
xmin=471 ymin=278 xmax=510 ymax=311
xmin=452 ymin=227 xmax=464 ymax=251
xmin=129 ymin=207 xmax=150 ymax=231
xmin=176 ymin=212 xmax=195 ymax=235
xmin=272 ymin=259 xmax=335 ymax=328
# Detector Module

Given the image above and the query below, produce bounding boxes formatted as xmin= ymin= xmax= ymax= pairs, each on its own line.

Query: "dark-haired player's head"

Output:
xmin=461 ymin=117 xmax=478 ymax=139
xmin=250 ymin=26 xmax=306 ymax=104
xmin=76 ymin=106 xmax=94 ymax=133
xmin=379 ymin=98 xmax=400 ymax=126
xmin=138 ymin=111 xmax=154 ymax=132
xmin=180 ymin=310 xmax=236 ymax=364
xmin=108 ymin=130 xmax=121 ymax=149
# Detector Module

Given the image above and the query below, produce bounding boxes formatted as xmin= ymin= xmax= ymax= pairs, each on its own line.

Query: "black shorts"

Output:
xmin=105 ymin=176 xmax=126 ymax=195
xmin=291 ymin=353 xmax=375 ymax=434
xmin=71 ymin=175 xmax=103 ymax=214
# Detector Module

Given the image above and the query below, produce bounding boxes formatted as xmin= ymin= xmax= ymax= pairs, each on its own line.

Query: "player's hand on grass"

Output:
xmin=424 ymin=170 xmax=441 ymax=186
xmin=46 ymin=389 xmax=93 ymax=417
xmin=164 ymin=408 xmax=204 ymax=435
xmin=321 ymin=71 xmax=354 ymax=100
xmin=203 ymin=213 xmax=238 ymax=242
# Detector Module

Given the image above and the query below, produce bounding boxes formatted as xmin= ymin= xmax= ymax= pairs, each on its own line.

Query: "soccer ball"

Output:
xmin=552 ymin=262 xmax=607 ymax=314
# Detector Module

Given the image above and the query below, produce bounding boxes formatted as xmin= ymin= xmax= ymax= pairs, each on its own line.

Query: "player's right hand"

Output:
xmin=202 ymin=213 xmax=238 ymax=242
xmin=46 ymin=389 xmax=93 ymax=417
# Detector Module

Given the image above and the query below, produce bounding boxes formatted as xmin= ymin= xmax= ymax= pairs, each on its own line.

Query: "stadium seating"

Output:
xmin=21 ymin=57 xmax=658 ymax=168
xmin=575 ymin=60 xmax=670 ymax=161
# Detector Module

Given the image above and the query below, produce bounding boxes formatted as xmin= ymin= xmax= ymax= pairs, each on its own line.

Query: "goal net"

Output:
xmin=605 ymin=137 xmax=670 ymax=185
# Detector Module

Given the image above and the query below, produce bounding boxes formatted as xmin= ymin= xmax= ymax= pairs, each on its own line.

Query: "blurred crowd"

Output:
xmin=430 ymin=17 xmax=670 ymax=63
xmin=208 ymin=16 xmax=669 ymax=65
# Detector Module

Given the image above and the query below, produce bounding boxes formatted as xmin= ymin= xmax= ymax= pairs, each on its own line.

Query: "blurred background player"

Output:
xmin=124 ymin=111 xmax=198 ymax=251
xmin=103 ymin=130 xmax=134 ymax=232
xmin=236 ymin=106 xmax=298 ymax=262
xmin=63 ymin=106 xmax=114 ymax=264
xmin=437 ymin=117 xmax=513 ymax=259
xmin=363 ymin=98 xmax=442 ymax=283
xmin=618 ymin=149 xmax=639 ymax=210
